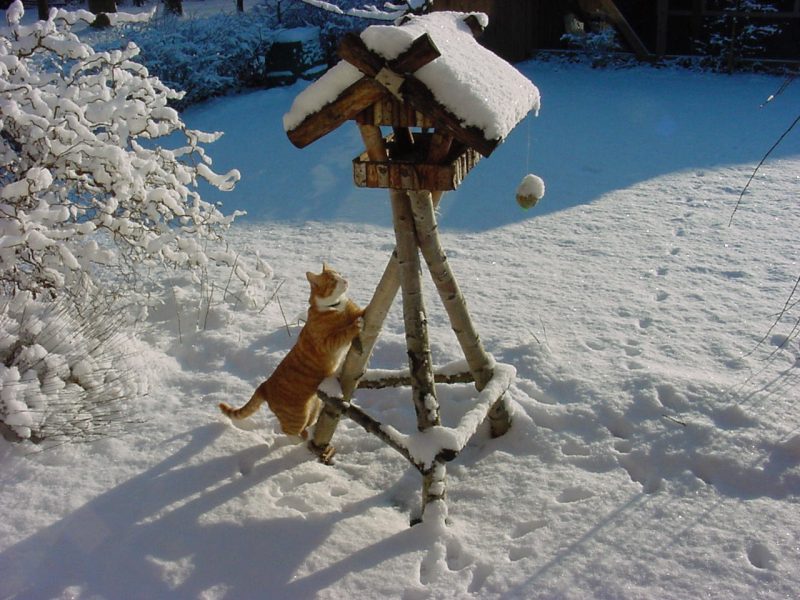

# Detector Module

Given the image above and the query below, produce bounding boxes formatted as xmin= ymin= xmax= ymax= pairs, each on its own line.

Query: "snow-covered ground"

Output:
xmin=2 ymin=40 xmax=800 ymax=600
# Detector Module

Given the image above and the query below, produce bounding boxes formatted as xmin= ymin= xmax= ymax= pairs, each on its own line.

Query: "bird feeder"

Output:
xmin=283 ymin=11 xmax=540 ymax=521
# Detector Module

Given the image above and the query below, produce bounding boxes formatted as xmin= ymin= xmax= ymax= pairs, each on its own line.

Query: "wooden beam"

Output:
xmin=391 ymin=188 xmax=440 ymax=431
xmin=597 ymin=0 xmax=652 ymax=60
xmin=339 ymin=32 xmax=441 ymax=79
xmin=339 ymin=32 xmax=499 ymax=157
xmin=401 ymin=76 xmax=498 ymax=157
xmin=657 ymin=0 xmax=668 ymax=57
xmin=392 ymin=34 xmax=442 ymax=73
xmin=286 ymin=78 xmax=386 ymax=149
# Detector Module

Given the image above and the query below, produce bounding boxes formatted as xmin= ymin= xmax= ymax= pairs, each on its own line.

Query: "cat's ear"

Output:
xmin=306 ymin=271 xmax=319 ymax=287
xmin=322 ymin=262 xmax=330 ymax=273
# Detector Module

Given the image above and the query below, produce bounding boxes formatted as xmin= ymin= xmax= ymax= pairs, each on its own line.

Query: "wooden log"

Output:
xmin=341 ymin=252 xmax=400 ymax=399
xmin=392 ymin=33 xmax=441 ymax=73
xmin=421 ymin=460 xmax=447 ymax=518
xmin=339 ymin=32 xmax=440 ymax=79
xmin=409 ymin=190 xmax=494 ymax=390
xmin=391 ymin=188 xmax=440 ymax=431
xmin=310 ymin=124 xmax=394 ymax=460
xmin=286 ymin=78 xmax=387 ymax=149
xmin=318 ymin=390 xmax=424 ymax=471
xmin=358 ymin=123 xmax=387 ymax=161
xmin=400 ymin=76 xmax=498 ymax=157
xmin=409 ymin=190 xmax=512 ymax=437
xmin=596 ymin=0 xmax=653 ymax=61
xmin=358 ymin=369 xmax=473 ymax=390
xmin=463 ymin=13 xmax=486 ymax=38
xmin=331 ymin=192 xmax=447 ymax=403
xmin=426 ymin=131 xmax=453 ymax=164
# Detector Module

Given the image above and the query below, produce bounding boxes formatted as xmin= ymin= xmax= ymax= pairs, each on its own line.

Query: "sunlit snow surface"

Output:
xmin=1 ymin=16 xmax=800 ymax=600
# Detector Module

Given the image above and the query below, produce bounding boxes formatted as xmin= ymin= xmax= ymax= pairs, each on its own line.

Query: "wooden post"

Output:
xmin=391 ymin=186 xmax=444 ymax=518
xmin=596 ymin=0 xmax=652 ymax=61
xmin=657 ymin=0 xmax=669 ymax=57
xmin=391 ymin=188 xmax=440 ymax=431
xmin=408 ymin=190 xmax=512 ymax=437
xmin=310 ymin=123 xmax=393 ymax=461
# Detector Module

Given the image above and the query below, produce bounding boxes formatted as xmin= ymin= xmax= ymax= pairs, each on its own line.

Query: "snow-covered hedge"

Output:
xmin=0 ymin=5 xmax=262 ymax=304
xmin=0 ymin=292 xmax=144 ymax=443
xmin=95 ymin=3 xmax=363 ymax=107
xmin=99 ymin=10 xmax=279 ymax=107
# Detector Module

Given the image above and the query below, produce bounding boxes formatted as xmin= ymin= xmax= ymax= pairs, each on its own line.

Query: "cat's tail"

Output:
xmin=219 ymin=383 xmax=267 ymax=420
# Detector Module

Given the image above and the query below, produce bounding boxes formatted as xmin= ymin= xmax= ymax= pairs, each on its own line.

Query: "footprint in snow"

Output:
xmin=747 ymin=541 xmax=778 ymax=570
xmin=557 ymin=486 xmax=594 ymax=503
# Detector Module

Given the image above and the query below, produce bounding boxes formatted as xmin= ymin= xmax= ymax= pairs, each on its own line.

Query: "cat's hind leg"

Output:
xmin=303 ymin=395 xmax=324 ymax=436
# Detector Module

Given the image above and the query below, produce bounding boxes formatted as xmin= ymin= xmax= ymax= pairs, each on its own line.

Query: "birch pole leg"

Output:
xmin=392 ymin=189 xmax=439 ymax=430
xmin=409 ymin=190 xmax=512 ymax=437
xmin=309 ymin=255 xmax=400 ymax=462
xmin=391 ymin=187 xmax=444 ymax=517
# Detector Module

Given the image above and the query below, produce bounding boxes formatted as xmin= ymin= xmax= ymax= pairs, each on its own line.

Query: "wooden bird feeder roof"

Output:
xmin=283 ymin=11 xmax=540 ymax=159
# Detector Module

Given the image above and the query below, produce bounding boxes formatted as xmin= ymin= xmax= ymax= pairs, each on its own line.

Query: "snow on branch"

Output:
xmin=300 ymin=0 xmax=431 ymax=22
xmin=0 ymin=4 xmax=265 ymax=306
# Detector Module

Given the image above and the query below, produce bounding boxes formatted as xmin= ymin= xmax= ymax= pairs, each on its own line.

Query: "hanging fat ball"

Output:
xmin=516 ymin=174 xmax=545 ymax=210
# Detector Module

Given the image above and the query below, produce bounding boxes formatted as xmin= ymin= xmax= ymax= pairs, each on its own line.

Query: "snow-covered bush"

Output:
xmin=0 ymin=291 xmax=144 ymax=443
xmin=698 ymin=0 xmax=782 ymax=72
xmin=562 ymin=26 xmax=621 ymax=66
xmin=99 ymin=9 xmax=280 ymax=107
xmin=0 ymin=5 xmax=257 ymax=304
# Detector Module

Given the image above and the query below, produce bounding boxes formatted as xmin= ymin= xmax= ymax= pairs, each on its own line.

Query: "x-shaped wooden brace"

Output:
xmin=286 ymin=27 xmax=500 ymax=158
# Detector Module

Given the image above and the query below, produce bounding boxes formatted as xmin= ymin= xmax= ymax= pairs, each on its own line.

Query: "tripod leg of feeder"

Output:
xmin=416 ymin=460 xmax=447 ymax=525
xmin=391 ymin=188 xmax=440 ymax=430
xmin=409 ymin=190 xmax=512 ymax=437
xmin=310 ymin=195 xmax=448 ymax=461
xmin=392 ymin=188 xmax=445 ymax=518
xmin=310 ymin=252 xmax=401 ymax=461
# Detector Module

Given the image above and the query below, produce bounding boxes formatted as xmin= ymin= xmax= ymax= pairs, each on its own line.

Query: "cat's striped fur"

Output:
xmin=219 ymin=265 xmax=364 ymax=438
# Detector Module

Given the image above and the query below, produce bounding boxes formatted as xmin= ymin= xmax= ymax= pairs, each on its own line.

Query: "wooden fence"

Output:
xmin=433 ymin=0 xmax=800 ymax=63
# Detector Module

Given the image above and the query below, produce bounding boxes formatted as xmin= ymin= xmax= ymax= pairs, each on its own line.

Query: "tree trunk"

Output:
xmin=237 ymin=0 xmax=244 ymax=12
xmin=88 ymin=0 xmax=116 ymax=14
xmin=164 ymin=0 xmax=183 ymax=16
xmin=37 ymin=0 xmax=49 ymax=21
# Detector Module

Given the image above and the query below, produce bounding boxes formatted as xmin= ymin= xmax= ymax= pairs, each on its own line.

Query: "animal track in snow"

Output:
xmin=656 ymin=383 xmax=689 ymax=411
xmin=508 ymin=543 xmax=536 ymax=562
xmin=638 ymin=317 xmax=654 ymax=329
xmin=511 ymin=518 xmax=548 ymax=539
xmin=557 ymin=486 xmax=594 ymax=503
xmin=747 ymin=541 xmax=778 ymax=570
xmin=418 ymin=536 xmax=487 ymax=589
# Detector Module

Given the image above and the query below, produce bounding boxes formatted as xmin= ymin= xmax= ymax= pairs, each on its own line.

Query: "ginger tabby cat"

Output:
xmin=219 ymin=264 xmax=364 ymax=440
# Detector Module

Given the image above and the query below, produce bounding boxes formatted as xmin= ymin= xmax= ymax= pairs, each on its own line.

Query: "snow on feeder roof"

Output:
xmin=283 ymin=11 xmax=540 ymax=158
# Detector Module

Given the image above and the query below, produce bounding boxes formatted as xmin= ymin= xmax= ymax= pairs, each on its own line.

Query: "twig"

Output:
xmin=276 ymin=291 xmax=292 ymax=337
xmin=662 ymin=414 xmax=687 ymax=427
xmin=745 ymin=273 xmax=800 ymax=358
xmin=729 ymin=113 xmax=800 ymax=226
xmin=222 ymin=253 xmax=240 ymax=303
xmin=172 ymin=286 xmax=182 ymax=343
xmin=258 ymin=278 xmax=284 ymax=314
xmin=202 ymin=282 xmax=215 ymax=331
